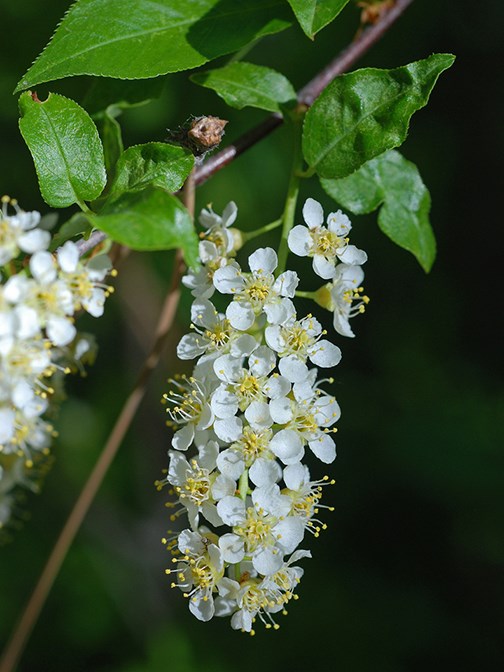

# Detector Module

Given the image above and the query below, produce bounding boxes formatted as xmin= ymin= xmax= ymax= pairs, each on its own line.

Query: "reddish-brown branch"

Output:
xmin=194 ymin=0 xmax=414 ymax=186
xmin=77 ymin=0 xmax=413 ymax=257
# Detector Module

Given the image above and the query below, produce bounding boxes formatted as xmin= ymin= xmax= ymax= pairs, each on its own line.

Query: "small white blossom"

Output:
xmin=0 ymin=198 xmax=49 ymax=265
xmin=288 ymin=198 xmax=367 ymax=279
xmin=316 ymin=264 xmax=370 ymax=337
xmin=265 ymin=314 xmax=342 ymax=383
xmin=213 ymin=248 xmax=298 ymax=330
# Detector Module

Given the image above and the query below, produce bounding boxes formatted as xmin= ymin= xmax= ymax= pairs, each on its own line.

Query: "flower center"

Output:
xmin=313 ymin=229 xmax=342 ymax=257
xmin=231 ymin=426 xmax=272 ymax=465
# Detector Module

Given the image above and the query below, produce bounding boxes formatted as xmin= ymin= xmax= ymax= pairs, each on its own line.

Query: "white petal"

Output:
xmin=269 ymin=397 xmax=293 ymax=424
xmin=211 ymin=385 xmax=238 ymax=419
xmin=219 ymin=533 xmax=245 ymax=563
xmin=263 ymin=297 xmax=295 ymax=325
xmin=309 ymin=340 xmax=342 ymax=368
xmin=177 ymin=333 xmax=206 ymax=359
xmin=244 ymin=401 xmax=272 ymax=428
xmin=212 ymin=474 xmax=236 ymax=500
xmin=248 ymin=247 xmax=277 ymax=274
xmin=213 ymin=354 xmax=242 ymax=383
xmin=197 ymin=440 xmax=219 ymax=471
xmin=189 ymin=594 xmax=215 ymax=622
xmin=178 ymin=529 xmax=204 ymax=555
xmin=221 ymin=201 xmax=238 ymax=227
xmin=213 ymin=416 xmax=243 ymax=442
xmin=278 ymin=355 xmax=309 ymax=383
xmin=283 ymin=463 xmax=309 ymax=491
xmin=57 ymin=241 xmax=79 ymax=272
xmin=273 ymin=270 xmax=299 ymax=298
xmin=213 ymin=264 xmax=243 ymax=294
xmin=18 ymin=229 xmax=50 ymax=254
xmin=248 ymin=346 xmax=276 ymax=377
xmin=253 ymin=547 xmax=283 ymax=576
xmin=47 ymin=316 xmax=76 ymax=346
xmin=264 ymin=375 xmax=290 ymax=400
xmin=338 ymin=245 xmax=368 ymax=265
xmin=312 ymin=254 xmax=337 ymax=280
xmin=303 ymin=198 xmax=324 ymax=229
xmin=171 ymin=424 xmax=194 ymax=451
xmin=287 ymin=226 xmax=311 ymax=257
xmin=226 ymin=300 xmax=255 ymax=330
xmin=274 ymin=517 xmax=305 ymax=553
xmin=30 ymin=251 xmax=57 ymax=284
xmin=270 ymin=429 xmax=304 ymax=464
xmin=217 ymin=496 xmax=245 ymax=525
xmin=309 ymin=434 xmax=336 ymax=463
xmin=230 ymin=334 xmax=258 ymax=358
xmin=327 ymin=210 xmax=352 ymax=236
xmin=15 ymin=306 xmax=40 ymax=340
xmin=264 ymin=325 xmax=284 ymax=352
xmin=190 ymin=299 xmax=217 ymax=327
xmin=216 ymin=449 xmax=245 ymax=481
xmin=0 ymin=408 xmax=16 ymax=442
xmin=200 ymin=502 xmax=224 ymax=527
xmin=249 ymin=459 xmax=281 ymax=487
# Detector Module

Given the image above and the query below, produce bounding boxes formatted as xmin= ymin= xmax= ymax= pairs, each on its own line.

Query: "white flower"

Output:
xmin=0 ymin=198 xmax=49 ymax=265
xmin=164 ymin=375 xmax=216 ymax=451
xmin=288 ymin=198 xmax=367 ymax=279
xmin=315 ymin=264 xmax=370 ymax=338
xmin=169 ymin=529 xmax=225 ymax=621
xmin=182 ymin=203 xmax=240 ymax=300
xmin=265 ymin=314 xmax=342 ymax=383
xmin=166 ymin=444 xmax=234 ymax=528
xmin=211 ymin=348 xmax=290 ymax=420
xmin=213 ymin=248 xmax=298 ymax=330
xmin=217 ymin=487 xmax=305 ymax=576
xmin=282 ymin=463 xmax=335 ymax=535
xmin=57 ymin=241 xmax=112 ymax=317
xmin=176 ymin=298 xmax=258 ymax=363
xmin=269 ymin=376 xmax=340 ymax=464
xmin=199 ymin=201 xmax=238 ymax=256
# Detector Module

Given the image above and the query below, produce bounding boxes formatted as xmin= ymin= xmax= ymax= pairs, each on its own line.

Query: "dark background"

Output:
xmin=1 ymin=1 xmax=503 ymax=670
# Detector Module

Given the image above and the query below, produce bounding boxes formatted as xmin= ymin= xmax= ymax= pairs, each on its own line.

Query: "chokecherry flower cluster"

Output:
xmin=158 ymin=198 xmax=369 ymax=633
xmin=0 ymin=196 xmax=115 ymax=533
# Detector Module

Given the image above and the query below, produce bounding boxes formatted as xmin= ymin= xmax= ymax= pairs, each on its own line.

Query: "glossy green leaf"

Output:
xmin=18 ymin=91 xmax=106 ymax=208
xmin=101 ymin=110 xmax=124 ymax=180
xmin=286 ymin=0 xmax=350 ymax=39
xmin=15 ymin=0 xmax=291 ymax=92
xmin=303 ymin=54 xmax=455 ymax=179
xmin=321 ymin=150 xmax=436 ymax=272
xmin=82 ymin=77 xmax=165 ymax=115
xmin=107 ymin=143 xmax=194 ymax=201
xmin=191 ymin=62 xmax=296 ymax=112
xmin=87 ymin=187 xmax=198 ymax=265
xmin=50 ymin=213 xmax=93 ymax=250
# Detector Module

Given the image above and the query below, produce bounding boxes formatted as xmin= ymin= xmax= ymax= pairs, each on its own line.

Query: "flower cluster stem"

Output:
xmin=276 ymin=120 xmax=303 ymax=275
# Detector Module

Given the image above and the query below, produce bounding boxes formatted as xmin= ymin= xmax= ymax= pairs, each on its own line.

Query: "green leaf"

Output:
xmin=303 ymin=53 xmax=455 ymax=179
xmin=100 ymin=110 xmax=124 ymax=180
xmin=321 ymin=150 xmax=436 ymax=272
xmin=15 ymin=0 xmax=291 ymax=92
xmin=107 ymin=143 xmax=194 ymax=201
xmin=50 ymin=213 xmax=93 ymax=250
xmin=286 ymin=0 xmax=350 ymax=39
xmin=86 ymin=187 xmax=198 ymax=266
xmin=82 ymin=77 xmax=165 ymax=115
xmin=18 ymin=91 xmax=107 ymax=208
xmin=191 ymin=61 xmax=296 ymax=112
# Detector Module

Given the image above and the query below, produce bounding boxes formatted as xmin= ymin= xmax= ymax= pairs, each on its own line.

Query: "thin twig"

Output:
xmin=0 ymin=176 xmax=193 ymax=672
